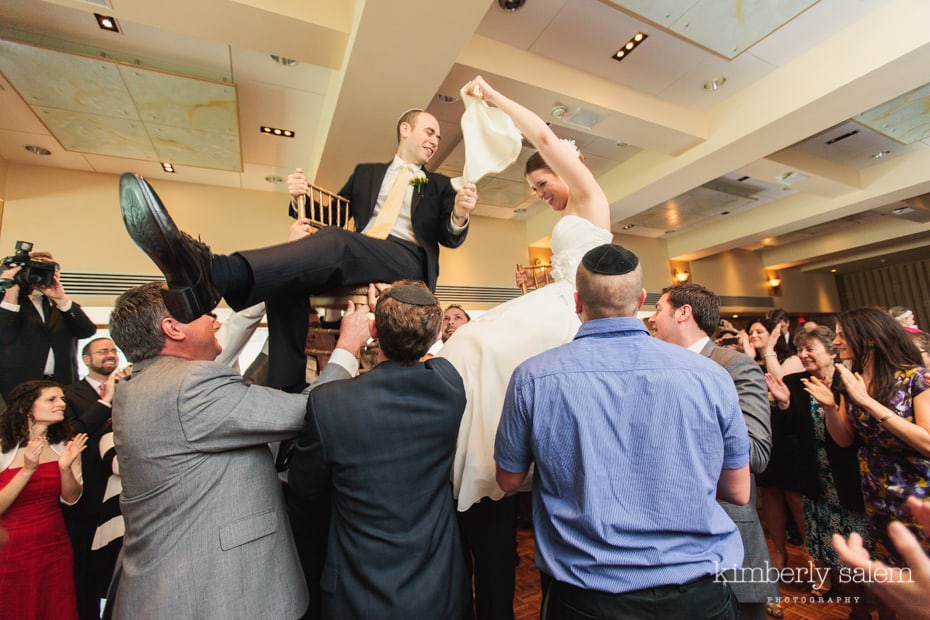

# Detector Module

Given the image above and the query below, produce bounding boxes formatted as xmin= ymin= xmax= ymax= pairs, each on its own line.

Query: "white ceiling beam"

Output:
xmin=599 ymin=0 xmax=930 ymax=221
xmin=666 ymin=146 xmax=930 ymax=262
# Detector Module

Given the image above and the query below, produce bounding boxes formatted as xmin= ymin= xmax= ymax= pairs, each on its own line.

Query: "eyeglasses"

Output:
xmin=90 ymin=348 xmax=119 ymax=356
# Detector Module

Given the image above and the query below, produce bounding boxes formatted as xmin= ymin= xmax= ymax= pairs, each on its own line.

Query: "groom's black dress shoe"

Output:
xmin=119 ymin=172 xmax=221 ymax=323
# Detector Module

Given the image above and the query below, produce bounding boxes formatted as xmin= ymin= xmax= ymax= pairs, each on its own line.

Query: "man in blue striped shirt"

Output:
xmin=495 ymin=244 xmax=750 ymax=619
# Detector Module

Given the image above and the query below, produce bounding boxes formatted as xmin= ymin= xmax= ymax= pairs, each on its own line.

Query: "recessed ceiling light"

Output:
xmin=94 ymin=13 xmax=120 ymax=33
xmin=622 ymin=224 xmax=635 ymax=230
xmin=776 ymin=171 xmax=809 ymax=185
xmin=497 ymin=0 xmax=526 ymax=11
xmin=436 ymin=94 xmax=458 ymax=104
xmin=612 ymin=32 xmax=648 ymax=62
xmin=703 ymin=77 xmax=727 ymax=91
xmin=265 ymin=176 xmax=284 ymax=184
xmin=891 ymin=206 xmax=915 ymax=215
xmin=551 ymin=105 xmax=568 ymax=119
xmin=871 ymin=150 xmax=891 ymax=159
xmin=24 ymin=145 xmax=51 ymax=156
xmin=260 ymin=126 xmax=296 ymax=138
xmin=830 ymin=268 xmax=838 ymax=273
xmin=270 ymin=55 xmax=298 ymax=67
xmin=161 ymin=162 xmax=175 ymax=173
xmin=826 ymin=129 xmax=859 ymax=144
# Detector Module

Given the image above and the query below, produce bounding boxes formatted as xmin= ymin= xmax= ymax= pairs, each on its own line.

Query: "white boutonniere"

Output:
xmin=409 ymin=173 xmax=429 ymax=192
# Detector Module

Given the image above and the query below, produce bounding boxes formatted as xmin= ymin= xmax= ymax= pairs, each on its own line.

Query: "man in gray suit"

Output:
xmin=107 ymin=282 xmax=371 ymax=619
xmin=650 ymin=282 xmax=780 ymax=620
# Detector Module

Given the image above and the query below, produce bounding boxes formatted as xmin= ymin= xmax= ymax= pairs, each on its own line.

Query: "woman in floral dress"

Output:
xmin=804 ymin=307 xmax=929 ymax=619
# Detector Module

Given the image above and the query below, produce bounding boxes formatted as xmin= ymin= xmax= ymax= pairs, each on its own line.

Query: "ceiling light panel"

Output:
xmin=792 ymin=120 xmax=925 ymax=169
xmin=0 ymin=39 xmax=242 ymax=171
xmin=605 ymin=0 xmax=818 ymax=59
xmin=855 ymin=82 xmax=930 ymax=145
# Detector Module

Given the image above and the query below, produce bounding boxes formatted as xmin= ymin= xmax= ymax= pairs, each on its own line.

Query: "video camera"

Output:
xmin=0 ymin=241 xmax=59 ymax=294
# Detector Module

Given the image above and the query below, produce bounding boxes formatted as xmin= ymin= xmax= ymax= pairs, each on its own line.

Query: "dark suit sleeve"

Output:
xmin=286 ymin=357 xmax=357 ymax=498
xmin=58 ymin=301 xmax=97 ymax=339
xmin=433 ymin=174 xmax=468 ymax=249
xmin=286 ymin=396 xmax=330 ymax=501
xmin=0 ymin=305 xmax=22 ymax=346
xmin=340 ymin=165 xmax=372 ymax=231
xmin=69 ymin=400 xmax=112 ymax=436
xmin=723 ymin=352 xmax=772 ymax=474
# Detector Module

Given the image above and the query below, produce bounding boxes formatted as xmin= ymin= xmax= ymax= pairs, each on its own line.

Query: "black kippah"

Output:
xmin=381 ymin=284 xmax=437 ymax=306
xmin=582 ymin=244 xmax=639 ymax=275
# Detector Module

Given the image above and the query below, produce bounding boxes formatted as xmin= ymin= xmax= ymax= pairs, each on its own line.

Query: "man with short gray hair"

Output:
xmin=107 ymin=281 xmax=370 ymax=618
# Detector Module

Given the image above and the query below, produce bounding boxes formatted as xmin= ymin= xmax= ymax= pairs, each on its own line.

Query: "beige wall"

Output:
xmin=437 ymin=216 xmax=528 ymax=288
xmin=0 ymin=165 xmax=290 ymax=274
xmin=0 ymin=156 xmax=8 ymax=232
xmin=692 ymin=249 xmax=840 ymax=314
xmin=609 ymin=233 xmax=670 ymax=295
xmin=692 ymin=250 xmax=770 ymax=300
xmin=0 ymin=156 xmax=8 ymax=201
xmin=776 ymin=268 xmax=842 ymax=314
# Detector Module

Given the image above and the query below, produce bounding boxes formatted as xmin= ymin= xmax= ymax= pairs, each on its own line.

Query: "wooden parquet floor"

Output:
xmin=513 ymin=526 xmax=880 ymax=620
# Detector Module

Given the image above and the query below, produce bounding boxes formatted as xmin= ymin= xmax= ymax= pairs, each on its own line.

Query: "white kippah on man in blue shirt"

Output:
xmin=495 ymin=243 xmax=751 ymax=620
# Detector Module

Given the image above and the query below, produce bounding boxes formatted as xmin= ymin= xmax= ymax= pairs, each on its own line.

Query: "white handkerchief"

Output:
xmin=451 ymin=95 xmax=522 ymax=192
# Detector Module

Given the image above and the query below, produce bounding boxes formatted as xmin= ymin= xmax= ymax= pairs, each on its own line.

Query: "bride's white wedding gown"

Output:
xmin=439 ymin=215 xmax=612 ymax=510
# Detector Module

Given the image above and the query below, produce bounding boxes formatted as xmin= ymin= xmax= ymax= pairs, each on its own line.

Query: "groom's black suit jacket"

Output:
xmin=255 ymin=162 xmax=467 ymax=389
xmin=288 ymin=162 xmax=467 ymax=289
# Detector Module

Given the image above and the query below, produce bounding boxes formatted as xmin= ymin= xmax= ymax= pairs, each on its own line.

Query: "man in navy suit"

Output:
xmin=287 ymin=281 xmax=469 ymax=619
xmin=120 ymin=109 xmax=478 ymax=391
xmin=62 ymin=337 xmax=130 ymax=619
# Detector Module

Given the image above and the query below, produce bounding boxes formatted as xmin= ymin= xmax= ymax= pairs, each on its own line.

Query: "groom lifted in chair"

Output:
xmin=119 ymin=109 xmax=479 ymax=391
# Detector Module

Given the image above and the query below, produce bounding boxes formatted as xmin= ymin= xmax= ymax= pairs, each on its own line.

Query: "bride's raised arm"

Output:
xmin=460 ymin=76 xmax=610 ymax=230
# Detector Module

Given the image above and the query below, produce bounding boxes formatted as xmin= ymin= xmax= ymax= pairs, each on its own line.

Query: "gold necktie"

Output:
xmin=365 ymin=166 xmax=413 ymax=240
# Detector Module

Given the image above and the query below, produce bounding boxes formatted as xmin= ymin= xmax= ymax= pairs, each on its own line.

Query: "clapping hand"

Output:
xmin=738 ymin=331 xmax=754 ymax=357
xmin=765 ymin=373 xmax=790 ymax=407
xmin=834 ymin=364 xmax=872 ymax=407
xmin=101 ymin=366 xmax=132 ymax=403
xmin=58 ymin=433 xmax=88 ymax=470
xmin=22 ymin=437 xmax=45 ymax=472
xmin=800 ymin=375 xmax=836 ymax=408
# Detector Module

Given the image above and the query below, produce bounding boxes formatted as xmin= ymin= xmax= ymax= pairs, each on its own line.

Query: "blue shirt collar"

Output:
xmin=574 ymin=317 xmax=650 ymax=340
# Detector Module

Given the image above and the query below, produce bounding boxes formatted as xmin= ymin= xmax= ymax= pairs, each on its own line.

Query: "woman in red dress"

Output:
xmin=0 ymin=379 xmax=87 ymax=619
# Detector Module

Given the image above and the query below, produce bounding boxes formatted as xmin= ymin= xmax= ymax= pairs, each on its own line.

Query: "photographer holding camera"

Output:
xmin=0 ymin=243 xmax=97 ymax=399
